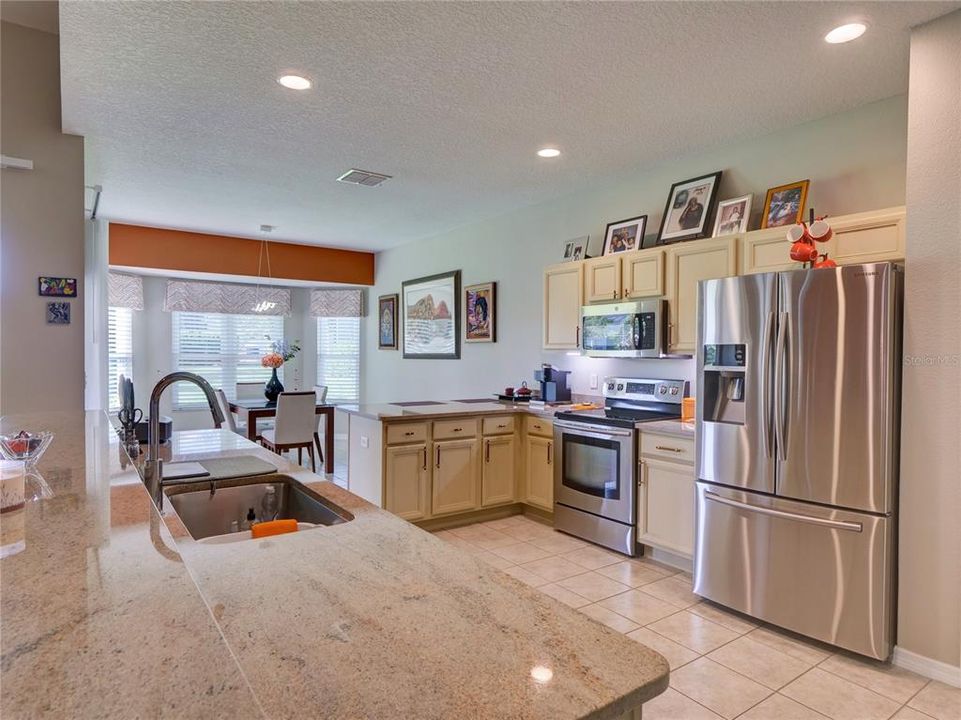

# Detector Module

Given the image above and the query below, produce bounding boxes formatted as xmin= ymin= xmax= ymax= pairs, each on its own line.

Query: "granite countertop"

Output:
xmin=340 ymin=399 xmax=584 ymax=421
xmin=637 ymin=419 xmax=696 ymax=438
xmin=1 ymin=412 xmax=669 ymax=719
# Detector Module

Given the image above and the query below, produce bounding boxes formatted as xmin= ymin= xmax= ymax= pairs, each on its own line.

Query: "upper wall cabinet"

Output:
xmin=740 ymin=206 xmax=906 ymax=275
xmin=583 ymin=255 xmax=622 ymax=303
xmin=583 ymin=248 xmax=665 ymax=304
xmin=665 ymin=236 xmax=738 ymax=354
xmin=543 ymin=262 xmax=584 ymax=350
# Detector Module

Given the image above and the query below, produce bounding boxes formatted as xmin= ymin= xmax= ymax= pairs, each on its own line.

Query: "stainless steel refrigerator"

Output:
xmin=693 ymin=262 xmax=902 ymax=660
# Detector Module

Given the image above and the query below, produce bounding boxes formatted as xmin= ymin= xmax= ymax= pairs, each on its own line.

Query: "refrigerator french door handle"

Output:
xmin=704 ymin=491 xmax=863 ymax=532
xmin=774 ymin=311 xmax=789 ymax=461
xmin=761 ymin=310 xmax=775 ymax=458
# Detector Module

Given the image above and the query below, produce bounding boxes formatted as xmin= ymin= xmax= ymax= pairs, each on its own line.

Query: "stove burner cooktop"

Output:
xmin=554 ymin=404 xmax=680 ymax=429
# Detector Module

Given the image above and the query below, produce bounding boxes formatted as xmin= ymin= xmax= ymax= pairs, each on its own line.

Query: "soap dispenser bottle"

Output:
xmin=242 ymin=507 xmax=257 ymax=531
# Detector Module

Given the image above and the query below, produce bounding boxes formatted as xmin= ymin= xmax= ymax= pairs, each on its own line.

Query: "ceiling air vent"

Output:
xmin=336 ymin=168 xmax=392 ymax=187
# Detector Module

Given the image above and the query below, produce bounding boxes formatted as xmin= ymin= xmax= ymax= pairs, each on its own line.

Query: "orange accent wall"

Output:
xmin=109 ymin=224 xmax=374 ymax=285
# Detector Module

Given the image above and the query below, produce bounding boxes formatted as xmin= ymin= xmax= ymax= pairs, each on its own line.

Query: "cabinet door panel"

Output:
xmin=623 ymin=249 xmax=665 ymax=298
xmin=482 ymin=436 xmax=516 ymax=506
xmin=584 ymin=256 xmax=622 ymax=303
xmin=431 ymin=439 xmax=479 ymax=516
xmin=666 ymin=237 xmax=737 ymax=354
xmin=525 ymin=436 xmax=554 ymax=510
xmin=543 ymin=263 xmax=584 ymax=349
xmin=638 ymin=458 xmax=694 ymax=558
xmin=385 ymin=444 xmax=429 ymax=521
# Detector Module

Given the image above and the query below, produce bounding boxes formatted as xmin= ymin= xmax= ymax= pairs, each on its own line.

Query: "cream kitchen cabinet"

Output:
xmin=524 ymin=435 xmax=554 ymax=511
xmin=622 ymin=248 xmax=665 ymax=299
xmin=543 ymin=262 xmax=584 ymax=349
xmin=385 ymin=444 xmax=430 ymax=522
xmin=636 ymin=431 xmax=695 ymax=559
xmin=430 ymin=438 xmax=480 ymax=516
xmin=583 ymin=255 xmax=622 ymax=303
xmin=665 ymin=236 xmax=738 ymax=354
xmin=482 ymin=435 xmax=516 ymax=507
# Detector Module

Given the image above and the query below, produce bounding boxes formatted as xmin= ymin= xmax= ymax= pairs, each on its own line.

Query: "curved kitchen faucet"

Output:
xmin=143 ymin=372 xmax=224 ymax=508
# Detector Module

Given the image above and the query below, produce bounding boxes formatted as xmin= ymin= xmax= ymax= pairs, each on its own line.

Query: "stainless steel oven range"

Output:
xmin=552 ymin=377 xmax=687 ymax=555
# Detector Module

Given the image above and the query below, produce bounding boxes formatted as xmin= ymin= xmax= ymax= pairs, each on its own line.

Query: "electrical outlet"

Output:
xmin=360 ymin=436 xmax=369 ymax=448
xmin=589 ymin=374 xmax=598 ymax=390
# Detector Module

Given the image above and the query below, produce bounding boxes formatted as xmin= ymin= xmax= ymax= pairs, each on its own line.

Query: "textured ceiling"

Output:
xmin=60 ymin=1 xmax=958 ymax=252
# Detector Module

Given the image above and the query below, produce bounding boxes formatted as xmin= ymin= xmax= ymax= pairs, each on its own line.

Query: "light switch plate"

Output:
xmin=360 ymin=436 xmax=369 ymax=448
xmin=589 ymin=374 xmax=598 ymax=390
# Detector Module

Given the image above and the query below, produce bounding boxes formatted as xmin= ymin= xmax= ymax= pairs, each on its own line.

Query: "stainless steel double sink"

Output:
xmin=164 ymin=474 xmax=352 ymax=541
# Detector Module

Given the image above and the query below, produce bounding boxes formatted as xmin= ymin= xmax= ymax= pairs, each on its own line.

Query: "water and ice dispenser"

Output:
xmin=702 ymin=344 xmax=747 ymax=425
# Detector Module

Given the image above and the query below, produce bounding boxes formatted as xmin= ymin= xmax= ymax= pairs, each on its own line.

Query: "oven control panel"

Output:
xmin=603 ymin=377 xmax=688 ymax=404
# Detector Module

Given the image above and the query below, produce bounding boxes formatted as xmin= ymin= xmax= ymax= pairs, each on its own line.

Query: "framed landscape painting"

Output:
xmin=378 ymin=294 xmax=399 ymax=350
xmin=465 ymin=281 xmax=496 ymax=343
xmin=402 ymin=270 xmax=461 ymax=359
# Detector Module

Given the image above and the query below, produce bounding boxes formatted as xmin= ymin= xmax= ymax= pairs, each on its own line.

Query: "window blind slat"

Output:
xmin=317 ymin=317 xmax=360 ymax=403
xmin=172 ymin=311 xmax=284 ymax=409
xmin=108 ymin=306 xmax=134 ymax=411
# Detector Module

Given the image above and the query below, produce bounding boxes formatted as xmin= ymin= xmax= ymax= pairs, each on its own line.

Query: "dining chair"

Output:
xmin=313 ymin=385 xmax=329 ymax=464
xmin=215 ymin=388 xmax=247 ymax=437
xmin=260 ymin=391 xmax=318 ymax=471
xmin=236 ymin=381 xmax=265 ymax=400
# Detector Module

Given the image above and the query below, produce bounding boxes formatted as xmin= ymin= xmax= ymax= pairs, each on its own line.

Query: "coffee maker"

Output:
xmin=534 ymin=364 xmax=572 ymax=403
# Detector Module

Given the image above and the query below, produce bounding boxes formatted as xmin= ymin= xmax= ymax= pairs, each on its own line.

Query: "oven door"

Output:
xmin=553 ymin=420 xmax=636 ymax=525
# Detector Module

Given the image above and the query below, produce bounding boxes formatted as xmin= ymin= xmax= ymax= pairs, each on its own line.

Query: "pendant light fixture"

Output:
xmin=253 ymin=225 xmax=277 ymax=313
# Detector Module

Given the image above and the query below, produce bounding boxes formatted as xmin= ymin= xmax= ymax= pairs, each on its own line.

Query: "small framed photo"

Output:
xmin=762 ymin=180 xmax=809 ymax=228
xmin=39 ymin=277 xmax=77 ymax=297
xmin=46 ymin=302 xmax=71 ymax=325
xmin=377 ymin=294 xmax=399 ymax=350
xmin=656 ymin=171 xmax=722 ymax=245
xmin=465 ymin=281 xmax=496 ymax=343
xmin=712 ymin=194 xmax=753 ymax=237
xmin=603 ymin=216 xmax=647 ymax=255
xmin=562 ymin=236 xmax=589 ymax=262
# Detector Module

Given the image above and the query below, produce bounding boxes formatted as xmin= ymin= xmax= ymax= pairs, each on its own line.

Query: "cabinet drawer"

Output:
xmin=640 ymin=432 xmax=694 ymax=463
xmin=386 ymin=423 xmax=428 ymax=445
xmin=482 ymin=416 xmax=515 ymax=435
xmin=433 ymin=418 xmax=478 ymax=440
xmin=526 ymin=417 xmax=553 ymax=438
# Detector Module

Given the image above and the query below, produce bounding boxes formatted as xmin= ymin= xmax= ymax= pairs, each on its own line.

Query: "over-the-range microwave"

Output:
xmin=581 ymin=299 xmax=666 ymax=358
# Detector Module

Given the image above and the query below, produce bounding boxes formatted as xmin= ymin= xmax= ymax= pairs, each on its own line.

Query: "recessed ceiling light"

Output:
xmin=278 ymin=74 xmax=312 ymax=90
xmin=825 ymin=23 xmax=867 ymax=44
xmin=537 ymin=147 xmax=561 ymax=158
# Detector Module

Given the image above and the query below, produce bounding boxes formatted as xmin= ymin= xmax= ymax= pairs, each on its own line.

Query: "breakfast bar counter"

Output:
xmin=0 ymin=411 xmax=669 ymax=719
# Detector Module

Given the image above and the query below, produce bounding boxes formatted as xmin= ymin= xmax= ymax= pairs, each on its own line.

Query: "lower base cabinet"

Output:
xmin=431 ymin=438 xmax=479 ymax=516
xmin=637 ymin=456 xmax=695 ymax=558
xmin=385 ymin=444 xmax=430 ymax=521
xmin=525 ymin=435 xmax=554 ymax=510
xmin=482 ymin=435 xmax=516 ymax=506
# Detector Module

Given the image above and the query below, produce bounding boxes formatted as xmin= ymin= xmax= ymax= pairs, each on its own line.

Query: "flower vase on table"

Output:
xmin=264 ymin=367 xmax=284 ymax=403
xmin=260 ymin=338 xmax=301 ymax=404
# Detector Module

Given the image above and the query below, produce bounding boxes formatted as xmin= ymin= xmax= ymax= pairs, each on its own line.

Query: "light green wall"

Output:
xmin=364 ymin=95 xmax=908 ymax=402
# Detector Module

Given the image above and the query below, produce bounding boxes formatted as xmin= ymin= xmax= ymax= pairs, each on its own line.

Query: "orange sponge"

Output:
xmin=250 ymin=519 xmax=298 ymax=539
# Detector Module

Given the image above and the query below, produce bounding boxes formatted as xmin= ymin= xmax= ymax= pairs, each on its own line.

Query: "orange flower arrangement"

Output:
xmin=260 ymin=352 xmax=284 ymax=369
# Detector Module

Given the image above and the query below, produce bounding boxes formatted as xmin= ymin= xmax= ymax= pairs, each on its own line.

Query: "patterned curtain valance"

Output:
xmin=310 ymin=288 xmax=364 ymax=317
xmin=107 ymin=272 xmax=144 ymax=310
xmin=163 ymin=279 xmax=291 ymax=316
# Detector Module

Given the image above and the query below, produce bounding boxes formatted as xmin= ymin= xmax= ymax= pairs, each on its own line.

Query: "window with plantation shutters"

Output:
xmin=171 ymin=311 xmax=284 ymax=409
xmin=108 ymin=306 xmax=134 ymax=411
xmin=317 ymin=316 xmax=360 ymax=403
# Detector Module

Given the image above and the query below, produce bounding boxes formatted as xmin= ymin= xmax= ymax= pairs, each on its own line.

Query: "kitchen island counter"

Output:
xmin=0 ymin=411 xmax=668 ymax=719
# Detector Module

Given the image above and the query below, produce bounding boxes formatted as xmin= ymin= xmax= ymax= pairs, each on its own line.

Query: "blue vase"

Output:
xmin=264 ymin=368 xmax=284 ymax=403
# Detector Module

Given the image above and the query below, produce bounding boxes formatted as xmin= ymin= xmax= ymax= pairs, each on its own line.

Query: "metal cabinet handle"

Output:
xmin=422 ymin=448 xmax=427 ymax=471
xmin=497 ymin=423 xmax=507 ymax=429
xmin=624 ymin=288 xmax=631 ymax=298
xmin=485 ymin=440 xmax=490 ymax=463
xmin=638 ymin=460 xmax=646 ymax=485
xmin=575 ymin=326 xmax=580 ymax=348
xmin=612 ymin=290 xmax=617 ymax=299
xmin=435 ymin=446 xmax=441 ymax=468
xmin=655 ymin=445 xmax=683 ymax=453
xmin=704 ymin=491 xmax=862 ymax=532
xmin=404 ymin=431 xmax=415 ymax=436
xmin=547 ymin=442 xmax=553 ymax=465
xmin=452 ymin=427 xmax=462 ymax=432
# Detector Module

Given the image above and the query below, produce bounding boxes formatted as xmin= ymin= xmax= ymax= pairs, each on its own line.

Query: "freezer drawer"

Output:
xmin=693 ymin=482 xmax=895 ymax=660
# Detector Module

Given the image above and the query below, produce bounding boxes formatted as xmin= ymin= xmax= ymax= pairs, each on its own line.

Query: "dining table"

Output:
xmin=227 ymin=398 xmax=335 ymax=474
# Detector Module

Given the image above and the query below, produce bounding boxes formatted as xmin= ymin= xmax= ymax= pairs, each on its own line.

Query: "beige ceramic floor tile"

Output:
xmin=498 ymin=521 xmax=555 ymax=542
xmin=626 ymin=627 xmax=700 ymax=670
xmin=469 ymin=532 xmax=521 ymax=550
xmin=738 ymin=693 xmax=830 ymax=719
xmin=746 ymin=626 xmax=833 ymax=666
xmin=563 ymin=545 xmax=626 ymax=570
xmin=687 ymin=602 xmax=758 ymax=635
xmin=632 ymin=555 xmax=681 ymax=576
xmin=472 ymin=550 xmax=514 ymax=570
xmin=578 ymin=603 xmax=640 ymax=634
xmin=641 ymin=687 xmax=724 ymax=720
xmin=892 ymin=707 xmax=937 ymax=720
xmin=781 ymin=668 xmax=901 ymax=720
xmin=556 ymin=571 xmax=631 ymax=602
xmin=479 ymin=515 xmax=527 ymax=530
xmin=596 ymin=589 xmax=679 ymax=625
xmin=488 ymin=541 xmax=554 ymax=564
xmin=500 ymin=564 xmax=549 ymax=588
xmin=648 ymin=610 xmax=740 ymax=654
xmin=447 ymin=524 xmax=506 ymax=542
xmin=596 ymin=560 xmax=665 ymax=588
xmin=528 ymin=532 xmax=590 ymax=554
xmin=819 ymin=652 xmax=928 ymax=704
xmin=640 ymin=575 xmax=701 ymax=609
xmin=707 ymin=635 xmax=812 ymax=690
xmin=538 ymin=582 xmax=591 ymax=609
xmin=669 ymin=657 xmax=771 ymax=719
xmin=517 ymin=555 xmax=586 ymax=583
xmin=908 ymin=681 xmax=961 ymax=720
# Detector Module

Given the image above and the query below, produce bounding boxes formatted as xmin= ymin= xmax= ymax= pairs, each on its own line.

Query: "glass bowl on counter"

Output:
xmin=0 ymin=431 xmax=54 ymax=467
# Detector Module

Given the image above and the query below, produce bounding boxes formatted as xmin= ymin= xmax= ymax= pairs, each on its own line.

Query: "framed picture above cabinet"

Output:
xmin=656 ymin=171 xmax=722 ymax=245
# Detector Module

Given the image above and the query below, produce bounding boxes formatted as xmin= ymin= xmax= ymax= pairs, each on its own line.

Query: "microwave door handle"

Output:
xmin=633 ymin=314 xmax=640 ymax=349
